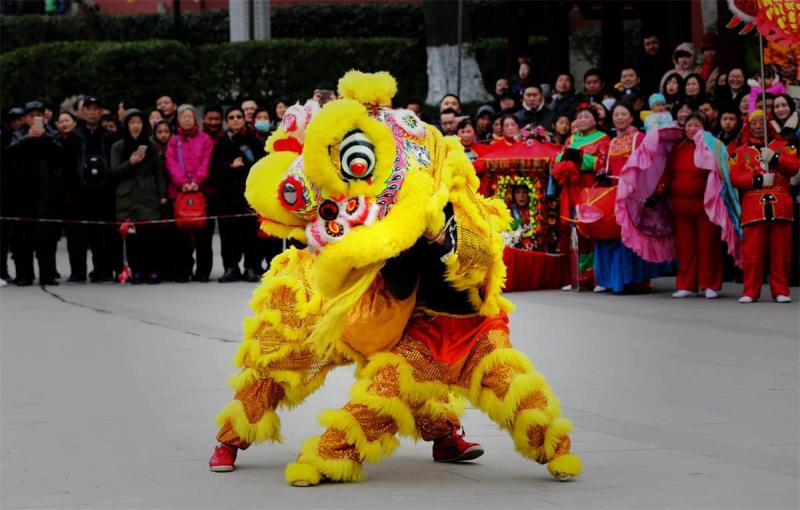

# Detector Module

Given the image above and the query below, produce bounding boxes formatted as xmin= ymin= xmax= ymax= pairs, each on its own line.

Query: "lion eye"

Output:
xmin=339 ymin=130 xmax=375 ymax=180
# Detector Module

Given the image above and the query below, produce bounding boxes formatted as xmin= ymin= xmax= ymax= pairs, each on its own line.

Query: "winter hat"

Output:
xmin=649 ymin=93 xmax=667 ymax=109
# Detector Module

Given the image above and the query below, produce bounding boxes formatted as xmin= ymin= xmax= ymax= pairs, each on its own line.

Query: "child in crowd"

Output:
xmin=642 ymin=93 xmax=675 ymax=131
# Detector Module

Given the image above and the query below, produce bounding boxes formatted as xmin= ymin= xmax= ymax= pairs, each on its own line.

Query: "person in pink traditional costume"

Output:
xmin=615 ymin=112 xmax=742 ymax=298
xmin=593 ymin=103 xmax=665 ymax=294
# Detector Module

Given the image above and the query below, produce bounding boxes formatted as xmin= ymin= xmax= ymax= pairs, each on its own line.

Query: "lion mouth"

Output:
xmin=305 ymin=196 xmax=379 ymax=253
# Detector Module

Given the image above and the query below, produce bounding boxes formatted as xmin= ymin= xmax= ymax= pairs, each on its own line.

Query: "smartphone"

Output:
xmin=136 ymin=144 xmax=148 ymax=155
xmin=33 ymin=117 xmax=44 ymax=129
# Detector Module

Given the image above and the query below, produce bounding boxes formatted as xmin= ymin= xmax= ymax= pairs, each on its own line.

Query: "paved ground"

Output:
xmin=1 ymin=244 xmax=798 ymax=509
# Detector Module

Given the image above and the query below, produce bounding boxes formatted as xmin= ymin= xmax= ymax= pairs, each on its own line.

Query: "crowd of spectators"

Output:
xmin=1 ymin=33 xmax=798 ymax=290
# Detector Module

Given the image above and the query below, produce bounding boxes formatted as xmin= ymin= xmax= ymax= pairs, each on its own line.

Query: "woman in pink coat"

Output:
xmin=165 ymin=104 xmax=215 ymax=282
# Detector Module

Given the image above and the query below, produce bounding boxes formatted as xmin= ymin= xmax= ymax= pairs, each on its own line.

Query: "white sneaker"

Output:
xmin=672 ymin=290 xmax=697 ymax=298
xmin=704 ymin=289 xmax=719 ymax=299
xmin=593 ymin=285 xmax=608 ymax=293
xmin=775 ymin=295 xmax=792 ymax=303
xmin=738 ymin=296 xmax=754 ymax=303
xmin=561 ymin=284 xmax=573 ymax=291
xmin=0 ymin=278 xmax=6 ymax=288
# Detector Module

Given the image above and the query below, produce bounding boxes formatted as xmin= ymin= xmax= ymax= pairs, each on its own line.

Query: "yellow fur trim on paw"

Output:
xmin=548 ymin=453 xmax=582 ymax=480
xmin=285 ymin=462 xmax=321 ymax=487
xmin=337 ymin=71 xmax=397 ymax=107
xmin=292 ymin=437 xmax=365 ymax=483
xmin=215 ymin=400 xmax=282 ymax=444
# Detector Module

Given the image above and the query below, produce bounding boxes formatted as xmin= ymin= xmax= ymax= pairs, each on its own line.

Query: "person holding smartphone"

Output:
xmin=4 ymin=101 xmax=66 ymax=286
xmin=110 ymin=109 xmax=167 ymax=284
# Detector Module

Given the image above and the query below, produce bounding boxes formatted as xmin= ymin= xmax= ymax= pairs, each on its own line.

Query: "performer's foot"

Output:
xmin=672 ymin=290 xmax=697 ymax=298
xmin=775 ymin=295 xmax=792 ymax=303
xmin=209 ymin=443 xmax=237 ymax=472
xmin=561 ymin=284 xmax=573 ymax=291
xmin=433 ymin=426 xmax=484 ymax=462
xmin=547 ymin=453 xmax=582 ymax=481
xmin=593 ymin=285 xmax=608 ymax=293
xmin=704 ymin=289 xmax=719 ymax=299
xmin=738 ymin=295 xmax=755 ymax=304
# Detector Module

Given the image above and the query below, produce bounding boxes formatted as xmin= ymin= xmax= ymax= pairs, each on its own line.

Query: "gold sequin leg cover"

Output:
xmin=456 ymin=328 xmax=581 ymax=480
xmin=284 ymin=320 xmax=579 ymax=486
xmin=284 ymin=343 xmax=461 ymax=486
xmin=216 ymin=249 xmax=343 ymax=449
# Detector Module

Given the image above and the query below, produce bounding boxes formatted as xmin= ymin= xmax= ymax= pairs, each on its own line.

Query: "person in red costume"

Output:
xmin=552 ymin=103 xmax=610 ymax=290
xmin=655 ymin=113 xmax=725 ymax=299
xmin=730 ymin=110 xmax=799 ymax=303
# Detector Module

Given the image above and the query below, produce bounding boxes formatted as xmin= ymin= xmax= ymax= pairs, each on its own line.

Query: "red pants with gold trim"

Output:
xmin=672 ymin=198 xmax=722 ymax=291
xmin=741 ymin=221 xmax=792 ymax=299
xmin=285 ymin=313 xmax=580 ymax=485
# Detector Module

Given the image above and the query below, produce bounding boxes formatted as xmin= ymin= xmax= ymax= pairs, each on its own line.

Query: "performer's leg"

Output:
xmin=214 ymin=249 xmax=340 ymax=454
xmin=741 ymin=224 xmax=767 ymax=300
xmin=285 ymin=340 xmax=452 ymax=486
xmin=455 ymin=328 xmax=581 ymax=481
xmin=697 ymin=214 xmax=723 ymax=292
xmin=767 ymin=222 xmax=792 ymax=299
xmin=674 ymin=211 xmax=698 ymax=291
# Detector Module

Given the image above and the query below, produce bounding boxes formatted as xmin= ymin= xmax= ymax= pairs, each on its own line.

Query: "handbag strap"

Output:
xmin=176 ymin=136 xmax=189 ymax=180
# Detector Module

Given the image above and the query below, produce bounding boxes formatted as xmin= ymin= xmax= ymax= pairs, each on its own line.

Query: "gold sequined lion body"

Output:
xmin=214 ymin=71 xmax=581 ymax=486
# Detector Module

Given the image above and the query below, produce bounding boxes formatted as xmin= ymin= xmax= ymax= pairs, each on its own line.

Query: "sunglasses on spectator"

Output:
xmin=228 ymin=114 xmax=243 ymax=120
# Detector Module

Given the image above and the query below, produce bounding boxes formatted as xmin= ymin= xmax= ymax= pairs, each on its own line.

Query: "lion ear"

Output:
xmin=337 ymin=70 xmax=397 ymax=107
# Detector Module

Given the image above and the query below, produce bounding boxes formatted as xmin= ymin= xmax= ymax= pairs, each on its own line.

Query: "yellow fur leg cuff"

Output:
xmin=318 ymin=409 xmax=400 ymax=463
xmin=290 ymin=437 xmax=365 ymax=484
xmin=215 ymin=400 xmax=282 ymax=444
xmin=547 ymin=453 xmax=582 ymax=481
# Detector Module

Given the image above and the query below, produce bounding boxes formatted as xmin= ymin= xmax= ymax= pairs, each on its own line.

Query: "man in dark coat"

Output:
xmin=515 ymin=84 xmax=555 ymax=131
xmin=4 ymin=101 xmax=65 ymax=286
xmin=61 ymin=96 xmax=119 ymax=282
xmin=209 ymin=106 xmax=267 ymax=283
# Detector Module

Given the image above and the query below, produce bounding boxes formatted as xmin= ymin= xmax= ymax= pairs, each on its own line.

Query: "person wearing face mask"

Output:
xmin=730 ymin=110 xmax=799 ymax=303
xmin=165 ymin=104 xmax=215 ymax=282
xmin=653 ymin=113 xmax=742 ymax=299
xmin=552 ymin=103 xmax=610 ymax=290
xmin=252 ymin=107 xmax=273 ymax=144
xmin=110 ymin=109 xmax=167 ymax=284
xmin=210 ymin=107 xmax=266 ymax=283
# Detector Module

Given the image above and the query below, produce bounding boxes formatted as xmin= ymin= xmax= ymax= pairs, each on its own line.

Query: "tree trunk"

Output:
xmin=423 ymin=0 xmax=491 ymax=105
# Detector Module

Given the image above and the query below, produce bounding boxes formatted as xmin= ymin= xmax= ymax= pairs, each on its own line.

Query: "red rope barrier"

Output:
xmin=0 ymin=213 xmax=258 ymax=226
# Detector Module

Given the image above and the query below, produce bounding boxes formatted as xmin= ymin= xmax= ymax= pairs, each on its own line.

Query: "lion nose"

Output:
xmin=319 ymin=199 xmax=340 ymax=221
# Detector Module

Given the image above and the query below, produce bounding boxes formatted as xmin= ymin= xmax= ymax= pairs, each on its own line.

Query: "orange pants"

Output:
xmin=672 ymin=199 xmax=722 ymax=291
xmin=742 ymin=221 xmax=792 ymax=299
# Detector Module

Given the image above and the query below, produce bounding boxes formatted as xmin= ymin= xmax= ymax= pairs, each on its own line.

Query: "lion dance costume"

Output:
xmin=213 ymin=71 xmax=581 ymax=486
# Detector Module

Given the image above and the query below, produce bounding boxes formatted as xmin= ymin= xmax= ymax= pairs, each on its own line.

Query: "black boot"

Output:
xmin=218 ymin=268 xmax=242 ymax=283
xmin=243 ymin=268 xmax=260 ymax=283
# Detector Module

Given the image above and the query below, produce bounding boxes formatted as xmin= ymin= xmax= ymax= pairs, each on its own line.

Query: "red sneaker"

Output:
xmin=432 ymin=426 xmax=484 ymax=462
xmin=209 ymin=443 xmax=237 ymax=472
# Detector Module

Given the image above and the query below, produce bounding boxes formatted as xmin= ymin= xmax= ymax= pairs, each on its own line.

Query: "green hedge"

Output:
xmin=0 ymin=10 xmax=229 ymax=50
xmin=0 ymin=38 xmax=435 ymax=108
xmin=1 ymin=1 xmax=515 ymax=52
